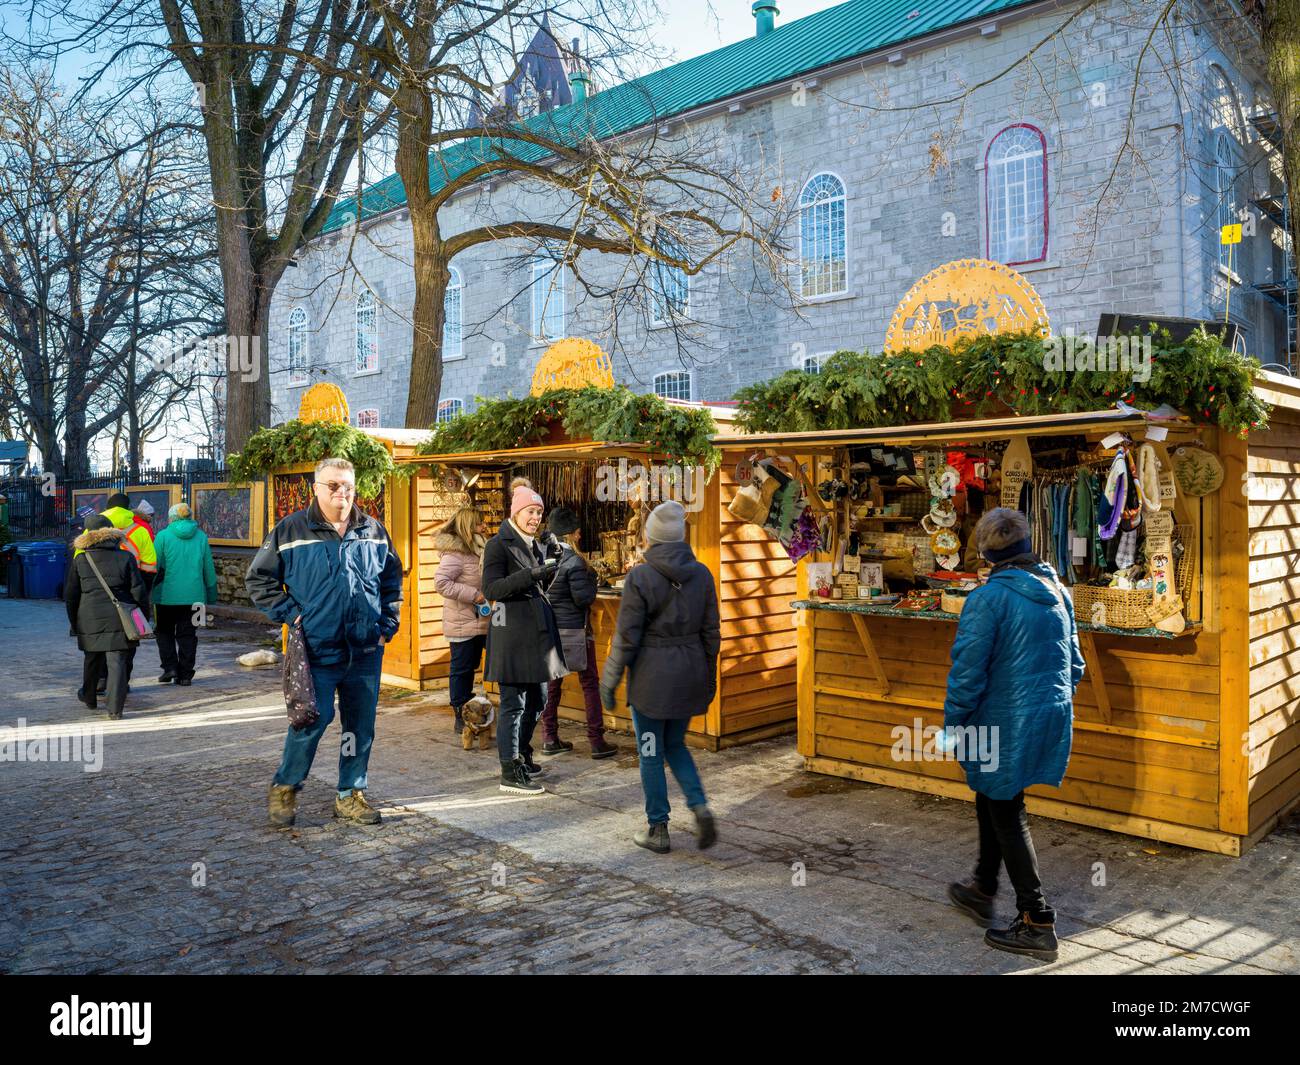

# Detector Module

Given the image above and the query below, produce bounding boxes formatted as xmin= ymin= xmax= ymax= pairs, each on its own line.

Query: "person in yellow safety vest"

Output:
xmin=101 ymin=493 xmax=157 ymax=578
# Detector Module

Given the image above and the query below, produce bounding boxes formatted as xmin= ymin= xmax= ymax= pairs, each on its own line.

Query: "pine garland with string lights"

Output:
xmin=416 ymin=385 xmax=721 ymax=474
xmin=734 ymin=329 xmax=1270 ymax=437
xmin=229 ymin=419 xmax=411 ymax=499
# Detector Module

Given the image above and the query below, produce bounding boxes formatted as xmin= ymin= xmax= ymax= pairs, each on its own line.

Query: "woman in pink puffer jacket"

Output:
xmin=433 ymin=507 xmax=490 ymax=734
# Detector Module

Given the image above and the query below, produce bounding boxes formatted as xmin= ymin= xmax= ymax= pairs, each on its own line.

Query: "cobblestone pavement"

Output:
xmin=2 ymin=598 xmax=1297 ymax=974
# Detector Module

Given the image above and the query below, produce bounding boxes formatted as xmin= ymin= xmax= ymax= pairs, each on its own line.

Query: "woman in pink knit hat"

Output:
xmin=480 ymin=478 xmax=568 ymax=794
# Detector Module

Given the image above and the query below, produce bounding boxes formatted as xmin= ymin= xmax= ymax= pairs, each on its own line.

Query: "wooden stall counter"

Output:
xmin=791 ymin=595 xmax=1243 ymax=855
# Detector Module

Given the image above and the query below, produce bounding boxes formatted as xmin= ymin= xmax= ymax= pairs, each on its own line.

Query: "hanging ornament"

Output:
xmin=1173 ymin=445 xmax=1224 ymax=496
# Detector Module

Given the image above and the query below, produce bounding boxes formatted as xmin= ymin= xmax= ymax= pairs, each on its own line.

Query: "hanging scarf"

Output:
xmin=1119 ymin=448 xmax=1143 ymax=532
xmin=1099 ymin=449 xmax=1127 ymax=541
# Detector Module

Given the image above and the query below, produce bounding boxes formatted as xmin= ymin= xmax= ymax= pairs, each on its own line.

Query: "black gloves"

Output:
xmin=529 ymin=558 xmax=558 ymax=582
xmin=542 ymin=533 xmax=564 ymax=562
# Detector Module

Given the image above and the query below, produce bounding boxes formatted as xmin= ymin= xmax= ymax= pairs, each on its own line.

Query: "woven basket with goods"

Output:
xmin=1070 ymin=525 xmax=1197 ymax=630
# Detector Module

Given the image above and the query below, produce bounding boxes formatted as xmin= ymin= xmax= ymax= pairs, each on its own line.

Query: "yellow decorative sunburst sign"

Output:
xmin=883 ymin=259 xmax=1049 ymax=353
xmin=298 ymin=382 xmax=350 ymax=424
xmin=530 ymin=337 xmax=614 ymax=395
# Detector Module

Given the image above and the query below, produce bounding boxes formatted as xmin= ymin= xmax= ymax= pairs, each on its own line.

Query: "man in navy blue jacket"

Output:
xmin=246 ymin=458 xmax=403 ymax=828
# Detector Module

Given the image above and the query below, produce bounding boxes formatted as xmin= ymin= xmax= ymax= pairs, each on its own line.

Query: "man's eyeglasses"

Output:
xmin=315 ymin=480 xmax=356 ymax=497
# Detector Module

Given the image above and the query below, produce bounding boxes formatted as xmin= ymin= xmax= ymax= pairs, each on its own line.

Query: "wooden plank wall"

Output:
xmin=809 ymin=610 xmax=1222 ymax=831
xmin=717 ymin=451 xmax=799 ymax=737
xmin=1246 ymin=408 xmax=1300 ymax=834
xmin=415 ymin=469 xmax=505 ymax=684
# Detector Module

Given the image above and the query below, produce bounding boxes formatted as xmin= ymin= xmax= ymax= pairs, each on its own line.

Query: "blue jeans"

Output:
xmin=448 ymin=635 xmax=486 ymax=708
xmin=273 ymin=645 xmax=384 ymax=792
xmin=631 ymin=708 xmax=706 ymax=826
xmin=497 ymin=682 xmax=544 ymax=763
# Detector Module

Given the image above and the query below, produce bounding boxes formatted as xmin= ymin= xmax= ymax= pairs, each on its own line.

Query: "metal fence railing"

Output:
xmin=1 ymin=467 xmax=230 ymax=543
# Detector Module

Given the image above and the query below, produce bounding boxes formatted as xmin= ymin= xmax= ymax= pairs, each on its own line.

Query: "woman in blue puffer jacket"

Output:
xmin=944 ymin=507 xmax=1084 ymax=965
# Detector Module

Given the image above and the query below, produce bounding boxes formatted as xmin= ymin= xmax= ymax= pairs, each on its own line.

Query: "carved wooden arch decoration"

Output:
xmin=530 ymin=337 xmax=615 ymax=394
xmin=298 ymin=381 xmax=350 ymax=424
xmin=883 ymin=258 xmax=1049 ymax=353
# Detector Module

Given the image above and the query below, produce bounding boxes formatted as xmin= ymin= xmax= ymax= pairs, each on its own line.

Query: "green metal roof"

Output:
xmin=322 ymin=0 xmax=1034 ymax=233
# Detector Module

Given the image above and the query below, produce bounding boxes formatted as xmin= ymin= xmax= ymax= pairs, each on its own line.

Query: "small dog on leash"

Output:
xmin=461 ymin=695 xmax=496 ymax=751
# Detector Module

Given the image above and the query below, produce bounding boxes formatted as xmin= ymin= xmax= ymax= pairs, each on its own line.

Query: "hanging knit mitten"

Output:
xmin=1136 ymin=443 xmax=1161 ymax=513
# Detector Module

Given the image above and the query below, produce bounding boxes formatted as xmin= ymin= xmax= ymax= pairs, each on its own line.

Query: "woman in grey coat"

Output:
xmin=600 ymin=500 xmax=721 ymax=853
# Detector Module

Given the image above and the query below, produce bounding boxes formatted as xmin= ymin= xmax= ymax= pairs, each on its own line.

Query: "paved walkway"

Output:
xmin=2 ymin=598 xmax=1296 ymax=974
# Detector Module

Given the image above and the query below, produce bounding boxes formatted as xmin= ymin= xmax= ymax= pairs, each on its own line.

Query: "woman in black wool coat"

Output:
xmin=481 ymin=480 xmax=568 ymax=794
xmin=66 ymin=514 xmax=150 ymax=719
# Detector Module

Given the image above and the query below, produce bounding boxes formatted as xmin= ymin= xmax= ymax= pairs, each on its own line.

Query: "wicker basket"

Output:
xmin=1070 ymin=583 xmax=1152 ymax=629
xmin=1071 ymin=523 xmax=1198 ymax=629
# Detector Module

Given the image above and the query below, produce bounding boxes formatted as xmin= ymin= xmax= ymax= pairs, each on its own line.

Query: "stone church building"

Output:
xmin=268 ymin=0 xmax=1291 ymax=428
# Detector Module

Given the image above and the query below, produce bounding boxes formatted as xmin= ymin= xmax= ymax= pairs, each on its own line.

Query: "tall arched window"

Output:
xmin=799 ymin=173 xmax=847 ymax=297
xmin=355 ymin=290 xmax=379 ymax=374
xmin=985 ymin=125 xmax=1048 ymax=264
xmin=651 ymin=230 xmax=689 ymax=324
xmin=531 ymin=254 xmax=565 ymax=342
xmin=287 ymin=307 xmax=308 ymax=385
xmin=443 ymin=267 xmax=463 ymax=360
xmin=1216 ymin=132 xmax=1239 ymax=271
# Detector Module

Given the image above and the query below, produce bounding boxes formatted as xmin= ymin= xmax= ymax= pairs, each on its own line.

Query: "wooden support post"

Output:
xmin=795 ymin=561 xmax=816 ymax=758
xmin=1218 ymin=429 xmax=1251 ymax=835
xmin=1077 ymin=631 xmax=1111 ymax=724
xmin=850 ymin=612 xmax=891 ymax=695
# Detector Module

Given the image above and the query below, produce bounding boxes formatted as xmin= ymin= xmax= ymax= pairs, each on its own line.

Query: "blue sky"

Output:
xmin=656 ymin=0 xmax=841 ymax=61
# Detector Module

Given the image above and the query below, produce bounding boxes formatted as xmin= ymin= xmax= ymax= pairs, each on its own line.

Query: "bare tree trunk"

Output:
xmin=406 ymin=213 xmax=450 ymax=428
xmin=1264 ymin=1 xmax=1300 ymax=310
xmin=210 ymin=148 xmax=277 ymax=453
xmin=394 ymin=77 xmax=448 ymax=428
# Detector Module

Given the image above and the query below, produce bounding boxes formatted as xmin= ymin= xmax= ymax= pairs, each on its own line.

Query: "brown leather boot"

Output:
xmin=268 ymin=784 xmax=297 ymax=827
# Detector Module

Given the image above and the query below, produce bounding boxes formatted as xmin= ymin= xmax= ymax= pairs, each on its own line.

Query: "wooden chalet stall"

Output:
xmin=410 ymin=417 xmax=799 ymax=750
xmin=714 ymin=382 xmax=1300 ymax=855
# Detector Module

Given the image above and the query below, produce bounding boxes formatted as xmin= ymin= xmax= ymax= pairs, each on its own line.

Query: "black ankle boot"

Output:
xmin=948 ymin=879 xmax=995 ymax=927
xmin=453 ymin=705 xmax=465 ymax=733
xmin=984 ymin=912 xmax=1058 ymax=962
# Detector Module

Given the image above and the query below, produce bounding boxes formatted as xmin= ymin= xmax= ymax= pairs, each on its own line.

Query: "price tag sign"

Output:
xmin=1146 ymin=509 xmax=1175 ymax=538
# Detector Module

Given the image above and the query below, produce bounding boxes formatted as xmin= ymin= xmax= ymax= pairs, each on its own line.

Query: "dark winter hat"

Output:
xmin=106 ymin=492 xmax=130 ymax=509
xmin=84 ymin=514 xmax=113 ymax=531
xmin=547 ymin=507 xmax=580 ymax=537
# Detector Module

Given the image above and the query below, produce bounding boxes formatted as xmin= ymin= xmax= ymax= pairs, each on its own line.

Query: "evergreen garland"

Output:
xmin=734 ymin=329 xmax=1270 ymax=437
xmin=228 ymin=420 xmax=412 ymax=499
xmin=417 ymin=386 xmax=721 ymax=475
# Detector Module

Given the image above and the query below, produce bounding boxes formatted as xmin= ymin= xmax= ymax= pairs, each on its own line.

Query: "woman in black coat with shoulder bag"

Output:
xmin=66 ymin=514 xmax=150 ymax=719
xmin=482 ymin=481 xmax=568 ymax=794
xmin=601 ymin=500 xmax=721 ymax=854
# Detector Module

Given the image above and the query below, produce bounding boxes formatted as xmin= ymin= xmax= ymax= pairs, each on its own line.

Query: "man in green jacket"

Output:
xmin=152 ymin=502 xmax=218 ymax=684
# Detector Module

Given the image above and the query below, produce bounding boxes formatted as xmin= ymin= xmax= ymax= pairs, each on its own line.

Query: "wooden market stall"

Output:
xmin=713 ymin=382 xmax=1300 ymax=856
xmin=408 ymin=421 xmax=800 ymax=750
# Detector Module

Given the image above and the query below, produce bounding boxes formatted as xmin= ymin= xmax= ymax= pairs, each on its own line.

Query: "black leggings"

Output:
xmin=974 ymin=791 xmax=1054 ymax=923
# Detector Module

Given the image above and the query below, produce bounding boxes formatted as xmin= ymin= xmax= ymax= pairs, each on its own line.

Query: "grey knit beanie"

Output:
xmin=644 ymin=500 xmax=686 ymax=543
